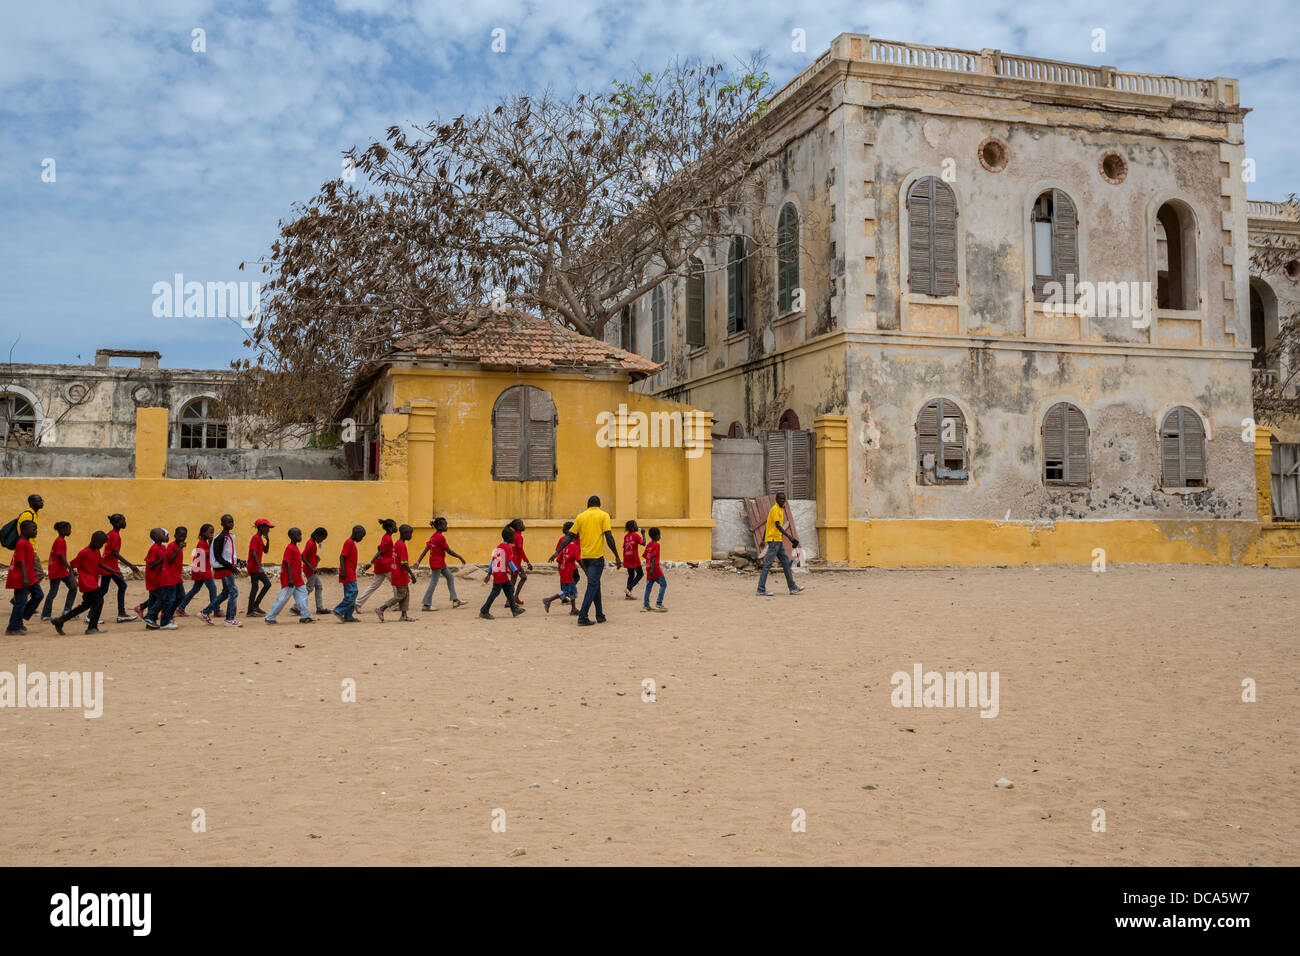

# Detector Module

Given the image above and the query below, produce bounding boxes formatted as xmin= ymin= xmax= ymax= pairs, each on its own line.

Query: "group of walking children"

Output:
xmin=619 ymin=520 xmax=667 ymax=612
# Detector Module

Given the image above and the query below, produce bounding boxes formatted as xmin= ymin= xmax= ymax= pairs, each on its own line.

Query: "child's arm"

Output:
xmin=108 ymin=547 xmax=140 ymax=574
xmin=415 ymin=546 xmax=430 ymax=566
xmin=446 ymin=548 xmax=466 ymax=564
xmin=147 ymin=553 xmax=165 ymax=571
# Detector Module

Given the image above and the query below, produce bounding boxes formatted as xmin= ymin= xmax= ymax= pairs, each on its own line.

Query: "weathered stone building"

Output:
xmin=609 ymin=33 xmax=1296 ymax=564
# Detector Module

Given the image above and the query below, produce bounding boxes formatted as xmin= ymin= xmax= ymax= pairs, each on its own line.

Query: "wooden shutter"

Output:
xmin=492 ymin=387 xmax=524 ymax=481
xmin=777 ymin=204 xmax=799 ymax=313
xmin=1043 ymin=403 xmax=1066 ymax=481
xmin=1065 ymin=404 xmax=1089 ymax=485
xmin=1181 ymin=409 xmax=1205 ymax=484
xmin=526 ymin=387 xmax=556 ymax=480
xmin=686 ymin=258 xmax=705 ymax=347
xmin=1052 ymin=189 xmax=1079 ymax=300
xmin=765 ymin=429 xmax=788 ymax=495
xmin=651 ymin=285 xmax=666 ymax=364
xmin=908 ymin=179 xmax=933 ymax=294
xmin=917 ymin=399 xmax=940 ymax=481
xmin=939 ymin=403 xmax=966 ymax=476
xmin=1161 ymin=407 xmax=1205 ymax=486
xmin=932 ymin=181 xmax=958 ymax=296
xmin=789 ymin=430 xmax=812 ymax=498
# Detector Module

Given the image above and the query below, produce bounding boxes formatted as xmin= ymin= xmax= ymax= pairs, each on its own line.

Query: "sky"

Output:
xmin=1 ymin=0 xmax=1297 ymax=369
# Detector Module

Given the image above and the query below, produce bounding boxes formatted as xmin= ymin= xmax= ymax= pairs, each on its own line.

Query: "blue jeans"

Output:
xmin=266 ymin=584 xmax=310 ymax=622
xmin=480 ymin=580 xmax=519 ymax=614
xmin=145 ymin=585 xmax=180 ymax=626
xmin=644 ymin=576 xmax=667 ymax=607
xmin=578 ymin=558 xmax=605 ymax=623
xmin=333 ymin=581 xmax=359 ymax=620
xmin=203 ymin=576 xmax=239 ymax=621
xmin=180 ymin=578 xmax=217 ymax=611
xmin=421 ymin=567 xmax=458 ymax=605
xmin=757 ymin=542 xmax=797 ymax=592
xmin=8 ymin=585 xmax=42 ymax=631
xmin=97 ymin=571 xmax=128 ymax=617
xmin=42 ymin=577 xmax=77 ymax=619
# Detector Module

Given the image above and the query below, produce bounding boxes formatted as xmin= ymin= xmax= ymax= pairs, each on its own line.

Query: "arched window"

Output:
xmin=1249 ymin=278 xmax=1278 ymax=374
xmin=727 ymin=420 xmax=745 ymax=438
xmin=1031 ymin=189 xmax=1079 ymax=302
xmin=727 ymin=235 xmax=750 ymax=334
xmin=177 ymin=397 xmax=228 ymax=449
xmin=0 ymin=392 xmax=38 ymax=447
xmin=492 ymin=385 xmax=556 ymax=482
xmin=1042 ymin=402 xmax=1089 ymax=486
xmin=1160 ymin=407 xmax=1206 ymax=488
xmin=1156 ymin=201 xmax=1197 ymax=311
xmin=907 ymin=177 xmax=958 ymax=296
xmin=686 ymin=256 xmax=706 ymax=348
xmin=916 ymin=398 xmax=967 ymax=485
xmin=619 ymin=304 xmax=636 ymax=354
xmin=778 ymin=409 xmax=800 ymax=430
xmin=651 ymin=283 xmax=667 ymax=364
xmin=777 ymin=203 xmax=800 ymax=314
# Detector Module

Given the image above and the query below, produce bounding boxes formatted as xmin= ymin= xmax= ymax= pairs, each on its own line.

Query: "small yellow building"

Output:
xmin=340 ymin=310 xmax=715 ymax=562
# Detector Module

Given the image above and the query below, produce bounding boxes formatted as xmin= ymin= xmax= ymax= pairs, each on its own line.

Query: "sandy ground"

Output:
xmin=0 ymin=563 xmax=1296 ymax=866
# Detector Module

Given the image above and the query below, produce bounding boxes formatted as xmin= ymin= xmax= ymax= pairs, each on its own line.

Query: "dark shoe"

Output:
xmin=4 ymin=628 xmax=22 ymax=636
xmin=85 ymin=628 xmax=103 ymax=635
xmin=595 ymin=616 xmax=607 ymax=624
xmin=265 ymin=619 xmax=278 ymax=625
xmin=511 ymin=607 xmax=526 ymax=617
xmin=300 ymin=617 xmax=315 ymax=623
xmin=790 ymin=585 xmax=805 ymax=594
xmin=479 ymin=611 xmax=494 ymax=620
xmin=542 ymin=597 xmax=553 ymax=613
xmin=52 ymin=618 xmax=66 ymax=635
xmin=332 ymin=610 xmax=345 ymax=622
xmin=577 ymin=619 xmax=595 ymax=627
xmin=289 ymin=607 xmax=300 ymax=616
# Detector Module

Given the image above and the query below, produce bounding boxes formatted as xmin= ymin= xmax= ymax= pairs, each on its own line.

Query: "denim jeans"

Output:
xmin=643 ymin=576 xmax=667 ymax=607
xmin=145 ymin=585 xmax=180 ymax=626
xmin=180 ymin=578 xmax=217 ymax=611
xmin=480 ymin=580 xmax=519 ymax=615
xmin=333 ymin=581 xmax=359 ymax=620
xmin=421 ymin=567 xmax=458 ymax=605
xmin=42 ymin=577 xmax=77 ymax=620
xmin=757 ymin=542 xmax=797 ymax=592
xmin=265 ymin=584 xmax=310 ymax=622
xmin=203 ymin=576 xmax=239 ymax=621
xmin=578 ymin=558 xmax=605 ymax=623
xmin=8 ymin=585 xmax=42 ymax=631
xmin=97 ymin=571 xmax=129 ymax=617
xmin=625 ymin=566 xmax=644 ymax=591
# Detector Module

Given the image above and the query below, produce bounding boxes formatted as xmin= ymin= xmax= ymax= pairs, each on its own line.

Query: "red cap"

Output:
xmin=254 ymin=518 xmax=275 ymax=528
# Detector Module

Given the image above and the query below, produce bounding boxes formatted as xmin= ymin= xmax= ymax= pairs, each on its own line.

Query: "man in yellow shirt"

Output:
xmin=757 ymin=492 xmax=805 ymax=597
xmin=551 ymin=495 xmax=619 ymax=626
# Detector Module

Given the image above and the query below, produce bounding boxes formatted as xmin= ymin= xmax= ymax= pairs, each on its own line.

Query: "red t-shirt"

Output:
xmin=512 ymin=533 xmax=528 ymax=567
xmin=101 ymin=528 xmax=122 ymax=573
xmin=248 ymin=535 xmax=266 ymax=573
xmin=338 ymin=539 xmax=358 ymax=583
xmin=48 ymin=536 xmax=70 ymax=580
xmin=302 ymin=539 xmax=319 ymax=575
xmin=425 ymin=532 xmax=448 ymax=569
xmin=490 ymin=543 xmax=512 ymax=584
xmin=557 ymin=540 xmax=580 ymax=584
xmin=6 ymin=538 xmax=36 ymax=589
xmin=71 ymin=546 xmax=103 ymax=593
xmin=373 ymin=534 xmax=394 ymax=574
xmin=191 ymin=539 xmax=212 ymax=581
xmin=160 ymin=541 xmax=185 ymax=587
xmin=280 ymin=542 xmax=304 ymax=588
xmin=390 ymin=540 xmax=411 ymax=587
xmin=623 ymin=531 xmax=643 ymax=568
xmin=644 ymin=540 xmax=663 ymax=580
xmin=144 ymin=542 xmax=167 ymax=591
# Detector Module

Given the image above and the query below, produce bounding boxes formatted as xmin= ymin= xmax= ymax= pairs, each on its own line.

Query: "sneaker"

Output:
xmin=577 ymin=619 xmax=595 ymax=627
xmin=653 ymin=605 xmax=667 ymax=613
xmin=479 ymin=611 xmax=494 ymax=620
xmin=452 ymin=600 xmax=465 ymax=608
xmin=161 ymin=622 xmax=179 ymax=630
xmin=511 ymin=607 xmax=526 ymax=617
xmin=174 ymin=609 xmax=188 ymax=618
xmin=398 ymin=615 xmax=415 ymax=622
xmin=52 ymin=619 xmax=66 ymax=635
xmin=595 ymin=616 xmax=607 ymax=624
xmin=299 ymin=617 xmax=315 ymax=624
xmin=39 ymin=616 xmax=51 ymax=623
xmin=85 ymin=628 xmax=104 ymax=635
xmin=247 ymin=609 xmax=265 ymax=618
xmin=375 ymin=609 xmax=385 ymax=623
xmin=199 ymin=612 xmax=213 ymax=625
xmin=289 ymin=607 xmax=301 ymax=616
xmin=4 ymin=628 xmax=22 ymax=636
xmin=133 ymin=604 xmax=144 ymax=618
xmin=117 ymin=614 xmax=138 ymax=623
xmin=144 ymin=620 xmax=159 ymax=630
xmin=265 ymin=619 xmax=278 ymax=625
xmin=756 ymin=589 xmax=776 ymax=597
xmin=624 ymin=591 xmax=635 ymax=600
xmin=641 ymin=605 xmax=653 ymax=612
xmin=225 ymin=619 xmax=243 ymax=627
xmin=790 ymin=585 xmax=805 ymax=594
xmin=421 ymin=605 xmax=432 ymax=611
xmin=332 ymin=610 xmax=345 ymax=622
xmin=542 ymin=597 xmax=553 ymax=614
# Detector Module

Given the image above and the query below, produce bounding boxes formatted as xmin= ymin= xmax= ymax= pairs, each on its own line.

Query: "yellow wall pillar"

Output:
xmin=813 ymin=414 xmax=849 ymax=561
xmin=613 ymin=445 xmax=638 ymax=521
xmin=405 ymin=400 xmax=437 ymax=528
xmin=685 ymin=412 xmax=714 ymax=522
xmin=1254 ymin=426 xmax=1274 ymax=522
xmin=134 ymin=406 xmax=169 ymax=479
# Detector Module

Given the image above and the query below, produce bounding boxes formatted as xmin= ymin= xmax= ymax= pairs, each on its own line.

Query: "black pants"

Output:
xmin=247 ymin=571 xmax=272 ymax=612
xmin=480 ymin=581 xmax=519 ymax=614
xmin=59 ymin=590 xmax=104 ymax=630
xmin=42 ymin=577 xmax=77 ymax=619
xmin=97 ymin=571 xmax=128 ymax=617
xmin=625 ymin=566 xmax=644 ymax=591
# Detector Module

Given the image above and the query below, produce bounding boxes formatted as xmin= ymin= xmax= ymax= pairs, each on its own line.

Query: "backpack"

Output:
xmin=0 ymin=517 xmax=18 ymax=550
xmin=212 ymin=532 xmax=233 ymax=570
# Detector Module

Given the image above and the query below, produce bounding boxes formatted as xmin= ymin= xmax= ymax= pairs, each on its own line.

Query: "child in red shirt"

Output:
xmin=141 ymin=527 xmax=171 ymax=629
xmin=300 ymin=527 xmax=328 ymax=616
xmin=246 ymin=519 xmax=274 ymax=617
xmin=179 ymin=523 xmax=216 ymax=615
xmin=99 ymin=513 xmax=141 ymax=623
xmin=53 ymin=530 xmax=109 ymax=635
xmin=40 ymin=520 xmax=76 ymax=623
xmin=357 ymin=518 xmax=397 ymax=609
xmin=507 ymin=518 xmax=532 ymax=604
xmin=153 ymin=526 xmax=187 ymax=629
xmin=541 ymin=520 xmax=582 ymax=616
xmin=265 ymin=527 xmax=313 ymax=625
xmin=377 ymin=524 xmax=416 ymax=622
xmin=640 ymin=527 xmax=667 ymax=612
xmin=417 ymin=517 xmax=466 ymax=610
xmin=332 ymin=524 xmax=366 ymax=622
xmin=479 ymin=528 xmax=524 ymax=620
xmin=5 ymin=519 xmax=42 ymax=635
xmin=622 ymin=520 xmax=644 ymax=599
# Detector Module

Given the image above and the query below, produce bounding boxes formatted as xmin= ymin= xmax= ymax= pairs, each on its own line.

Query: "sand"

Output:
xmin=0 ymin=563 xmax=1296 ymax=866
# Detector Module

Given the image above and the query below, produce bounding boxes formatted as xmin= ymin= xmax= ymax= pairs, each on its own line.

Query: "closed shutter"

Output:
xmin=1052 ymin=189 xmax=1079 ymax=300
xmin=527 ymin=387 xmax=556 ymax=480
xmin=765 ymin=429 xmax=788 ymax=495
xmin=918 ymin=398 xmax=967 ymax=484
xmin=908 ymin=179 xmax=933 ymax=294
xmin=492 ymin=387 xmax=524 ymax=481
xmin=1161 ymin=407 xmax=1205 ymax=487
xmin=1065 ymin=404 xmax=1089 ymax=485
xmin=1181 ymin=409 xmax=1205 ymax=484
xmin=917 ymin=399 xmax=941 ymax=481
xmin=940 ymin=404 xmax=966 ymax=475
xmin=686 ymin=258 xmax=705 ymax=347
xmin=932 ymin=181 xmax=958 ymax=296
xmin=1043 ymin=403 xmax=1066 ymax=482
xmin=1044 ymin=402 xmax=1089 ymax=486
xmin=789 ymin=430 xmax=813 ymax=498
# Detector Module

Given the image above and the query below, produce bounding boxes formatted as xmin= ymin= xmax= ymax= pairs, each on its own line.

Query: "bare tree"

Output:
xmin=232 ymin=58 xmax=774 ymax=424
xmin=1250 ymin=194 xmax=1300 ymax=425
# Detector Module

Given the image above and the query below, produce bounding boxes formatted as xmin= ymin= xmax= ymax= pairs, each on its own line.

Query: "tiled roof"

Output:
xmin=389 ymin=308 xmax=661 ymax=380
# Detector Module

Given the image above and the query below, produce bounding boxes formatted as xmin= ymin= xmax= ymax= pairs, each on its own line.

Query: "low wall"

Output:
xmin=167 ymin=448 xmax=349 ymax=481
xmin=1 ymin=446 xmax=134 ymax=478
xmin=712 ymin=498 xmax=819 ymax=559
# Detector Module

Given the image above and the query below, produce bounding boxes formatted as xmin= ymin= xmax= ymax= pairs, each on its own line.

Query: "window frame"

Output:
xmin=685 ymin=256 xmax=706 ymax=349
xmin=491 ymin=384 xmax=557 ymax=483
xmin=650 ymin=283 xmax=667 ymax=364
xmin=776 ymin=203 xmax=800 ymax=315
xmin=1159 ymin=406 xmax=1207 ymax=489
xmin=177 ymin=397 xmax=228 ymax=450
xmin=906 ymin=177 xmax=959 ymax=297
xmin=916 ymin=397 xmax=969 ymax=486
xmin=1041 ymin=401 xmax=1090 ymax=487
xmin=727 ymin=235 xmax=750 ymax=335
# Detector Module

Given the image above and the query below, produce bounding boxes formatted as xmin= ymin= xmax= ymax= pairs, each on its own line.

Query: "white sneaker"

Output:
xmin=225 ymin=619 xmax=243 ymax=627
xmin=161 ymin=622 xmax=179 ymax=630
